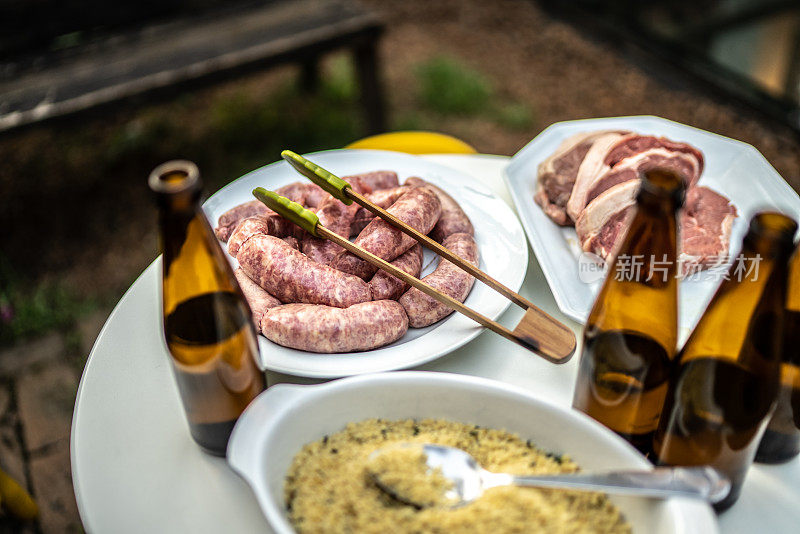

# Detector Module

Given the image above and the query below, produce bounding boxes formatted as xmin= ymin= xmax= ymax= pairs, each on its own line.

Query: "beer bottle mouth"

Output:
xmin=745 ymin=212 xmax=797 ymax=253
xmin=638 ymin=168 xmax=686 ymax=207
xmin=749 ymin=212 xmax=797 ymax=238
xmin=148 ymin=160 xmax=201 ymax=194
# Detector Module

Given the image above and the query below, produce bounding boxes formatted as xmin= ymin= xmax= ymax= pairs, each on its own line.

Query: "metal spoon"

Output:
xmin=368 ymin=444 xmax=730 ymax=508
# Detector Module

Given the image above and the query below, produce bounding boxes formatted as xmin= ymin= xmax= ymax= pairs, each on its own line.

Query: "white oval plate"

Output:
xmin=504 ymin=116 xmax=800 ymax=341
xmin=204 ymin=149 xmax=528 ymax=378
xmin=228 ymin=371 xmax=718 ymax=534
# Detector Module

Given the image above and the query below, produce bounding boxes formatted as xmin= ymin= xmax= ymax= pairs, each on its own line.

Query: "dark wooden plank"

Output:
xmin=0 ymin=0 xmax=383 ymax=132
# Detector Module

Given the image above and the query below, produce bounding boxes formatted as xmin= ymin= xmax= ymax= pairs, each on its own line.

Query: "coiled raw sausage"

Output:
xmin=227 ymin=216 xmax=270 ymax=257
xmin=350 ymin=186 xmax=410 ymax=236
xmin=214 ymin=182 xmax=324 ymax=241
xmin=398 ymin=233 xmax=479 ymax=328
xmin=261 ymin=300 xmax=408 ymax=353
xmin=369 ymin=243 xmax=423 ymax=301
xmin=332 ymin=187 xmax=442 ymax=279
xmin=350 ymin=170 xmax=399 ymax=193
xmin=234 ymin=268 xmax=281 ymax=332
xmin=405 ymin=177 xmax=473 ymax=242
xmin=301 ymin=172 xmax=377 ymax=265
xmin=237 ymin=234 xmax=372 ymax=308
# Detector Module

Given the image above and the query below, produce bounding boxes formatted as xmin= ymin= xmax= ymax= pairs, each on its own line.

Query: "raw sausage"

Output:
xmin=234 ymin=268 xmax=281 ymax=332
xmin=398 ymin=233 xmax=479 ymax=328
xmin=261 ymin=300 xmax=408 ymax=353
xmin=332 ymin=187 xmax=442 ymax=280
xmin=405 ymin=177 xmax=473 ymax=242
xmin=214 ymin=182 xmax=324 ymax=241
xmin=301 ymin=172 xmax=374 ymax=265
xmin=350 ymin=170 xmax=399 ymax=193
xmin=227 ymin=217 xmax=304 ymax=257
xmin=215 ymin=200 xmax=268 ymax=242
xmin=350 ymin=186 xmax=410 ymax=236
xmin=301 ymin=183 xmax=328 ymax=209
xmin=237 ymin=234 xmax=371 ymax=308
xmin=369 ymin=243 xmax=423 ymax=301
xmin=281 ymin=236 xmax=300 ymax=250
xmin=227 ymin=216 xmax=270 ymax=257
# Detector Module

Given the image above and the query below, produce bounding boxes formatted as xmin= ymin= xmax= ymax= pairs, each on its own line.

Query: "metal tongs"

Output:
xmin=251 ymin=150 xmax=576 ymax=363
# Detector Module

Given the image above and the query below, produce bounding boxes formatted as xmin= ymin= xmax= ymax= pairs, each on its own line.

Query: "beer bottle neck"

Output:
xmin=148 ymin=161 xmax=206 ymax=274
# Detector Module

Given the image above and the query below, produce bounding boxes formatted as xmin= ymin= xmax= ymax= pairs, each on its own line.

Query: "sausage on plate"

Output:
xmin=234 ymin=268 xmax=281 ymax=332
xmin=405 ymin=177 xmax=474 ymax=242
xmin=261 ymin=300 xmax=408 ymax=353
xmin=332 ymin=187 xmax=442 ymax=280
xmin=398 ymin=233 xmax=479 ymax=328
xmin=369 ymin=243 xmax=423 ymax=301
xmin=281 ymin=235 xmax=300 ymax=250
xmin=215 ymin=200 xmax=268 ymax=242
xmin=227 ymin=216 xmax=270 ymax=256
xmin=301 ymin=172 xmax=375 ymax=265
xmin=350 ymin=170 xmax=399 ymax=193
xmin=214 ymin=182 xmax=324 ymax=241
xmin=350 ymin=186 xmax=410 ymax=236
xmin=237 ymin=234 xmax=372 ymax=308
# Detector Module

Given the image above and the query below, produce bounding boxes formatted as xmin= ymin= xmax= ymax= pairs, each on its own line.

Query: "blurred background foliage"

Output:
xmin=0 ymin=52 xmax=533 ymax=347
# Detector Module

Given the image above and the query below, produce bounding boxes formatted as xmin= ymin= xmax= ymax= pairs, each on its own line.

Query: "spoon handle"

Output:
xmin=505 ymin=467 xmax=730 ymax=503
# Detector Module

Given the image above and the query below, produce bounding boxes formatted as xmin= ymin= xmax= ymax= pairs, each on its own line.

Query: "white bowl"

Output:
xmin=227 ymin=371 xmax=717 ymax=534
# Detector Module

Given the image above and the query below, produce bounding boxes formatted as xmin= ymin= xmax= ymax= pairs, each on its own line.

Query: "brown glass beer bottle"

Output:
xmin=755 ymin=242 xmax=800 ymax=464
xmin=149 ymin=160 xmax=265 ymax=456
xmin=653 ymin=212 xmax=797 ymax=512
xmin=572 ymin=169 xmax=685 ymax=457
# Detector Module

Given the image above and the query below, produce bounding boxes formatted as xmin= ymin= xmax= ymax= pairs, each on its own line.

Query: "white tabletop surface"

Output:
xmin=71 ymin=154 xmax=800 ymax=533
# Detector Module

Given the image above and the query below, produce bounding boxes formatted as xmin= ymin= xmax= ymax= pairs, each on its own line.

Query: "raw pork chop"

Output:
xmin=582 ymin=148 xmax=701 ymax=209
xmin=680 ymin=186 xmax=737 ymax=275
xmin=576 ymin=182 xmax=737 ymax=275
xmin=534 ymin=130 xmax=627 ymax=226
xmin=567 ymin=134 xmax=704 ymax=221
xmin=575 ymin=179 xmax=639 ymax=260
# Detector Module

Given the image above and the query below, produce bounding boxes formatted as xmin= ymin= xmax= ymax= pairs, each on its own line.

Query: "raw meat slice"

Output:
xmin=567 ymin=133 xmax=704 ymax=221
xmin=583 ymin=148 xmax=701 ymax=208
xmin=577 ymin=182 xmax=737 ymax=275
xmin=680 ymin=186 xmax=737 ymax=275
xmin=534 ymin=130 xmax=626 ymax=226
xmin=604 ymin=135 xmax=704 ymax=171
xmin=575 ymin=180 xmax=639 ymax=260
xmin=567 ymin=132 xmax=631 ymax=221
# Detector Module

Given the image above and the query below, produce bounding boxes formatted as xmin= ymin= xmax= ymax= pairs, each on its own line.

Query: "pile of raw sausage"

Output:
xmin=215 ymin=171 xmax=478 ymax=353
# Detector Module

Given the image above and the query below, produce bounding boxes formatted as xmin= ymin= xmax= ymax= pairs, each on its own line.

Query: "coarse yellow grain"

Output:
xmin=366 ymin=444 xmax=456 ymax=508
xmin=284 ymin=418 xmax=631 ymax=534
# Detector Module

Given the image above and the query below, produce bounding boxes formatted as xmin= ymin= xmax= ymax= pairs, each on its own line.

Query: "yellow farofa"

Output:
xmin=285 ymin=418 xmax=632 ymax=534
xmin=366 ymin=444 xmax=457 ymax=508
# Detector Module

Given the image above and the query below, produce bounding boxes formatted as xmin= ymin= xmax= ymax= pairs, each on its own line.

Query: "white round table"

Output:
xmin=71 ymin=154 xmax=800 ymax=533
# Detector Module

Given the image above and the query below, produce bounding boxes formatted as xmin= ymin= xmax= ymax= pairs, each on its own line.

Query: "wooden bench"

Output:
xmin=0 ymin=0 xmax=387 ymax=136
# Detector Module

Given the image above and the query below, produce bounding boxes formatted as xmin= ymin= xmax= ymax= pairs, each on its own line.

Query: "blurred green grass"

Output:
xmin=415 ymin=55 xmax=533 ymax=129
xmin=417 ymin=56 xmax=492 ymax=115
xmin=0 ymin=256 xmax=96 ymax=346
